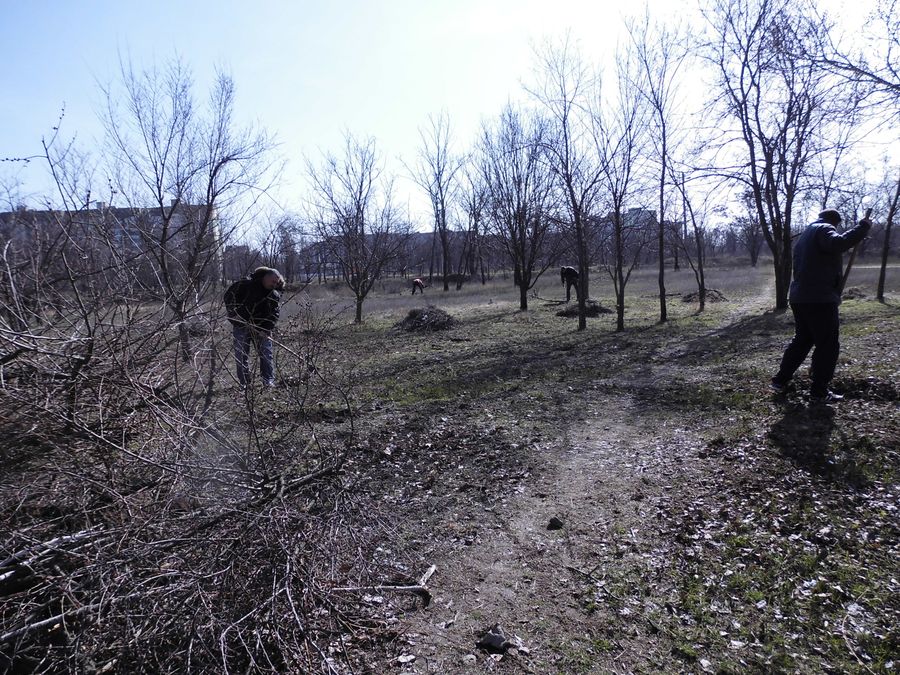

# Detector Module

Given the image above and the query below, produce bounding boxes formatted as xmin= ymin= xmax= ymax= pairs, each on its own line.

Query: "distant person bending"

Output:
xmin=561 ymin=266 xmax=579 ymax=303
xmin=412 ymin=278 xmax=426 ymax=295
xmin=771 ymin=209 xmax=871 ymax=402
xmin=225 ymin=267 xmax=284 ymax=388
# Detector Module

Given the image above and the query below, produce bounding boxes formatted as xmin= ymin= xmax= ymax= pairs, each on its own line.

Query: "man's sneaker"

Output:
xmin=770 ymin=378 xmax=788 ymax=393
xmin=811 ymin=390 xmax=843 ymax=403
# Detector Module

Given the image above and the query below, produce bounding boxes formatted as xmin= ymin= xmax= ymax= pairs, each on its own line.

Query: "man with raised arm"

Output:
xmin=770 ymin=209 xmax=871 ymax=403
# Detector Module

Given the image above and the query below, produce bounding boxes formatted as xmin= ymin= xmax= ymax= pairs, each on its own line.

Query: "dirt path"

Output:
xmin=373 ymin=278 xmax=900 ymax=674
xmin=395 ymin=391 xmax=709 ymax=673
xmin=388 ymin=284 xmax=785 ymax=673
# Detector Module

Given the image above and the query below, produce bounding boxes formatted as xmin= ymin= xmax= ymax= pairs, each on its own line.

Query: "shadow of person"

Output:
xmin=768 ymin=403 xmax=866 ymax=488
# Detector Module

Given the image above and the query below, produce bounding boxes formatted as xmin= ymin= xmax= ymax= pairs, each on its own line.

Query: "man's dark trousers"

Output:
xmin=773 ymin=302 xmax=839 ymax=396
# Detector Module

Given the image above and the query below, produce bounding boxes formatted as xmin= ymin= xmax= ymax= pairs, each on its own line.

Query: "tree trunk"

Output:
xmin=696 ymin=234 xmax=706 ymax=313
xmin=616 ymin=286 xmax=625 ymax=332
xmin=519 ymin=279 xmax=528 ymax=311
xmin=455 ymin=232 xmax=469 ymax=290
xmin=877 ymin=176 xmax=900 ymax=301
xmin=774 ymin=252 xmax=790 ymax=309
xmin=440 ymin=229 xmax=451 ymax=291
xmin=575 ymin=215 xmax=589 ymax=331
xmin=428 ymin=229 xmax=436 ymax=282
xmin=355 ymin=296 xmax=363 ymax=324
xmin=658 ymin=147 xmax=667 ymax=323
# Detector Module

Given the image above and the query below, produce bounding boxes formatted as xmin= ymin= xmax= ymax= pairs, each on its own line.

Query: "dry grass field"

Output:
xmin=2 ymin=259 xmax=897 ymax=674
xmin=266 ymin=260 xmax=899 ymax=673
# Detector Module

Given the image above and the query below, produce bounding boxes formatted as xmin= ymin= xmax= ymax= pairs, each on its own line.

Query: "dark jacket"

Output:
xmin=789 ymin=219 xmax=871 ymax=304
xmin=224 ymin=274 xmax=281 ymax=332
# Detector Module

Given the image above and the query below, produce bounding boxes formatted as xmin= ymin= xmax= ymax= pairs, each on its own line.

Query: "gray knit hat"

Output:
xmin=817 ymin=209 xmax=841 ymax=225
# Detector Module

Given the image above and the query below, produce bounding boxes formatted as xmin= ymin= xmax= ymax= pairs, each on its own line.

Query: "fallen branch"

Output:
xmin=418 ymin=564 xmax=436 ymax=586
xmin=0 ymin=527 xmax=105 ymax=569
xmin=333 ymin=565 xmax=437 ymax=608
xmin=1 ymin=601 xmax=102 ymax=644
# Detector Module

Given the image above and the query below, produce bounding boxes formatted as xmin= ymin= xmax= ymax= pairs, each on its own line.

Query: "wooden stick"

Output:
xmin=841 ymin=207 xmax=873 ymax=292
xmin=332 ymin=584 xmax=432 ymax=607
xmin=418 ymin=564 xmax=437 ymax=586
xmin=333 ymin=565 xmax=437 ymax=607
xmin=1 ymin=600 xmax=102 ymax=644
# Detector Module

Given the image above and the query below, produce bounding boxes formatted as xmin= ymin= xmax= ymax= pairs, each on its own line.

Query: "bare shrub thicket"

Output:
xmin=0 ymin=195 xmax=390 ymax=671
xmin=0 ymin=68 xmax=395 ymax=674
xmin=0 ymin=262 xmax=370 ymax=672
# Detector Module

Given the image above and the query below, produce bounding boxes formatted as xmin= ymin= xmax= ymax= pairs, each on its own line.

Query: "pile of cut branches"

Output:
xmin=556 ymin=300 xmax=612 ymax=317
xmin=394 ymin=306 xmax=454 ymax=332
xmin=682 ymin=288 xmax=727 ymax=303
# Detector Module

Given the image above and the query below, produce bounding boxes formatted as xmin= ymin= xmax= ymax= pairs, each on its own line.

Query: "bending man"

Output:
xmin=225 ymin=267 xmax=284 ymax=388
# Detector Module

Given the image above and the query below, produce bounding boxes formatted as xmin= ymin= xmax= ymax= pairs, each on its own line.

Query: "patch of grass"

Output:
xmin=671 ymin=641 xmax=698 ymax=662
xmin=550 ymin=639 xmax=601 ymax=674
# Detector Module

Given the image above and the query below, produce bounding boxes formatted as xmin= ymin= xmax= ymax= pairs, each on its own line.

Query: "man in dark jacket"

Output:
xmin=771 ymin=209 xmax=871 ymax=402
xmin=225 ymin=267 xmax=284 ymax=387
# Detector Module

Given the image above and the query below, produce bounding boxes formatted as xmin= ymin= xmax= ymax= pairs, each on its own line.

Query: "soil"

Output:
xmin=337 ymin=279 xmax=899 ymax=674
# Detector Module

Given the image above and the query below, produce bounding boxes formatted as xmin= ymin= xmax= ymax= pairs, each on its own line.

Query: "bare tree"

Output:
xmin=529 ymin=37 xmax=604 ymax=330
xmin=733 ymin=189 xmax=765 ymax=265
xmin=478 ymin=105 xmax=558 ymax=311
xmin=814 ymin=0 xmax=900 ymax=110
xmin=595 ymin=47 xmax=653 ymax=332
xmin=456 ymin=163 xmax=489 ymax=287
xmin=672 ymin=172 xmax=719 ymax=311
xmin=627 ymin=11 xmax=689 ymax=323
xmin=702 ymin=0 xmax=856 ymax=309
xmin=409 ymin=112 xmax=464 ymax=291
xmin=306 ymin=133 xmax=412 ymax=323
xmin=252 ymin=212 xmax=306 ymax=283
xmin=101 ymin=58 xmax=276 ymax=359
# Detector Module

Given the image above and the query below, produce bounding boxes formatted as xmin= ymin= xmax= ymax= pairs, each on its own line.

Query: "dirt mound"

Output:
xmin=682 ymin=288 xmax=727 ymax=303
xmin=556 ymin=300 xmax=612 ymax=317
xmin=842 ymin=286 xmax=867 ymax=300
xmin=395 ymin=306 xmax=454 ymax=332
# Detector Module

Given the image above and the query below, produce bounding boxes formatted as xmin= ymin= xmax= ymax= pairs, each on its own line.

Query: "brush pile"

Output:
xmin=556 ymin=300 xmax=612 ymax=317
xmin=395 ymin=307 xmax=454 ymax=332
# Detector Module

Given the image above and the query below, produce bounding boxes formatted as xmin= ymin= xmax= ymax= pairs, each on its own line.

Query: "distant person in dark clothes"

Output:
xmin=771 ymin=209 xmax=871 ymax=402
xmin=225 ymin=267 xmax=284 ymax=388
xmin=561 ymin=266 xmax=579 ymax=302
xmin=412 ymin=278 xmax=426 ymax=295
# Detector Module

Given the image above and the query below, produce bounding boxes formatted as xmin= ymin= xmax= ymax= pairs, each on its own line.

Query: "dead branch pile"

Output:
xmin=682 ymin=289 xmax=728 ymax=303
xmin=394 ymin=306 xmax=454 ymax=332
xmin=841 ymin=286 xmax=866 ymax=300
xmin=0 ymin=81 xmax=426 ymax=672
xmin=555 ymin=300 xmax=613 ymax=317
xmin=0 ymin=270 xmax=402 ymax=672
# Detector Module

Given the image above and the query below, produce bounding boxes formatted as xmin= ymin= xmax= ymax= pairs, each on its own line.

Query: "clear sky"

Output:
xmin=0 ymin=0 xmax=689 ymax=218
xmin=0 ymin=0 xmax=875 ymax=230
